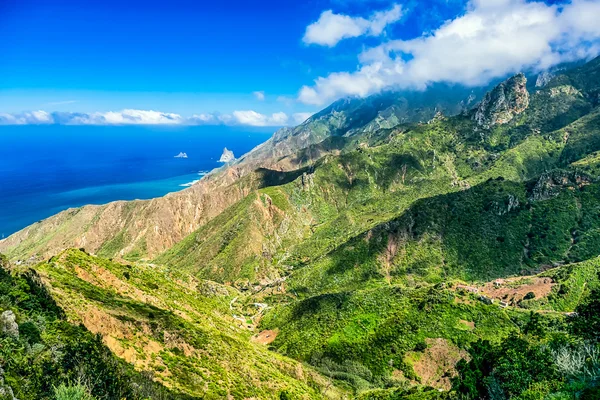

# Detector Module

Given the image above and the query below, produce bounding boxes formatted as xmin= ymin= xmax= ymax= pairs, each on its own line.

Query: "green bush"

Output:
xmin=572 ymin=288 xmax=600 ymax=342
xmin=53 ymin=382 xmax=96 ymax=400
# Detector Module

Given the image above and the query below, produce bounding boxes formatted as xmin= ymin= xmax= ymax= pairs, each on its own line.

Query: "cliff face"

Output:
xmin=473 ymin=73 xmax=530 ymax=128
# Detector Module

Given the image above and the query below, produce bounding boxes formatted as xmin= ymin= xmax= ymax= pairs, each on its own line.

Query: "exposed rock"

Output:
xmin=409 ymin=338 xmax=469 ymax=390
xmin=0 ymin=368 xmax=17 ymax=400
xmin=0 ymin=311 xmax=18 ymax=338
xmin=473 ymin=73 xmax=530 ymax=129
xmin=529 ymin=170 xmax=592 ymax=201
xmin=536 ymin=71 xmax=555 ymax=88
xmin=428 ymin=111 xmax=446 ymax=124
xmin=549 ymin=85 xmax=581 ymax=98
xmin=488 ymin=194 xmax=520 ymax=216
xmin=301 ymin=172 xmax=314 ymax=190
xmin=219 ymin=147 xmax=235 ymax=163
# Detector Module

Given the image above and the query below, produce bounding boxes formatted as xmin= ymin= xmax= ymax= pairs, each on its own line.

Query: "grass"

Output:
xmin=34 ymin=249 xmax=345 ymax=399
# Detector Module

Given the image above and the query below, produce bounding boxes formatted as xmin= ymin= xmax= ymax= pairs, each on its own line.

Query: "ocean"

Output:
xmin=0 ymin=125 xmax=274 ymax=238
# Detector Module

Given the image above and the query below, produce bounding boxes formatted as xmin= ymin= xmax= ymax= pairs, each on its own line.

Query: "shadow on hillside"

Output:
xmin=255 ymin=166 xmax=312 ymax=188
xmin=315 ymin=174 xmax=600 ymax=293
xmin=284 ymin=136 xmax=348 ymax=167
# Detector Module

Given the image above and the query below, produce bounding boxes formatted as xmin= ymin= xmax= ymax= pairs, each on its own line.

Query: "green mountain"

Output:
xmin=2 ymin=57 xmax=600 ymax=399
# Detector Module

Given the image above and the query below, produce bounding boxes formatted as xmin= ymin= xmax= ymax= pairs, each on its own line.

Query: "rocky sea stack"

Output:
xmin=219 ymin=147 xmax=235 ymax=163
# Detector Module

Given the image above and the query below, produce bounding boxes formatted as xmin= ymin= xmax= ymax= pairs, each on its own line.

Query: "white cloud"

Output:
xmin=93 ymin=109 xmax=185 ymax=125
xmin=0 ymin=110 xmax=54 ymax=125
xmin=189 ymin=113 xmax=220 ymax=124
xmin=0 ymin=109 xmax=292 ymax=127
xmin=299 ymin=0 xmax=600 ymax=105
xmin=231 ymin=110 xmax=289 ymax=126
xmin=253 ymin=91 xmax=266 ymax=101
xmin=293 ymin=112 xmax=315 ymax=124
xmin=303 ymin=4 xmax=403 ymax=47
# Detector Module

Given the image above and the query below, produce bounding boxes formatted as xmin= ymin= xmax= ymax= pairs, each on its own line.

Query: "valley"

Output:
xmin=2 ymin=56 xmax=600 ymax=399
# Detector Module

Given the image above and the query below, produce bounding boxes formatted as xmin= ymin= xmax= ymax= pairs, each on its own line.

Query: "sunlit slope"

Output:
xmin=33 ymin=249 xmax=346 ymax=399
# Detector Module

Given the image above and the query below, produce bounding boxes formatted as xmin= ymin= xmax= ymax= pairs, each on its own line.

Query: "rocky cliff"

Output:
xmin=473 ymin=73 xmax=530 ymax=128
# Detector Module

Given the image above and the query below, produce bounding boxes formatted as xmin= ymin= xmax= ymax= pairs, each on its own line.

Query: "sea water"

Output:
xmin=0 ymin=124 xmax=274 ymax=237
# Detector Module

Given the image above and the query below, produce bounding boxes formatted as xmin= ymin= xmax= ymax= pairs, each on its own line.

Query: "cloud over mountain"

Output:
xmin=299 ymin=0 xmax=600 ymax=105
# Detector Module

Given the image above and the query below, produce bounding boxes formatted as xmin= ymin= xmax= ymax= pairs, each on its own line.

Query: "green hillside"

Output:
xmin=2 ymin=58 xmax=600 ymax=399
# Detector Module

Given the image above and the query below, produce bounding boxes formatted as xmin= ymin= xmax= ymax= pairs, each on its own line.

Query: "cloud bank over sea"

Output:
xmin=0 ymin=109 xmax=314 ymax=127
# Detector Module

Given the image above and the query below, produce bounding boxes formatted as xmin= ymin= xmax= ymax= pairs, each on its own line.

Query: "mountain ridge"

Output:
xmin=0 ymin=83 xmax=486 ymax=263
xmin=3 ymin=57 xmax=600 ymax=399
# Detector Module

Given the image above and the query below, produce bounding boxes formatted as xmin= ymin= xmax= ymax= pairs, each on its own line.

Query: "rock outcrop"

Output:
xmin=529 ymin=170 xmax=592 ymax=202
xmin=535 ymin=71 xmax=555 ymax=88
xmin=219 ymin=147 xmax=235 ymax=163
xmin=473 ymin=73 xmax=529 ymax=129
xmin=0 ymin=311 xmax=18 ymax=338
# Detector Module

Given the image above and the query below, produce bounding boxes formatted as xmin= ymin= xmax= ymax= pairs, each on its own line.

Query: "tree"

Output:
xmin=572 ymin=288 xmax=600 ymax=342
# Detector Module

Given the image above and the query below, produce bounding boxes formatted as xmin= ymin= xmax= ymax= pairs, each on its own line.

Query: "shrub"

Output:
xmin=572 ymin=289 xmax=600 ymax=342
xmin=414 ymin=341 xmax=428 ymax=352
xmin=19 ymin=321 xmax=41 ymax=344
xmin=524 ymin=292 xmax=536 ymax=300
xmin=53 ymin=382 xmax=96 ymax=400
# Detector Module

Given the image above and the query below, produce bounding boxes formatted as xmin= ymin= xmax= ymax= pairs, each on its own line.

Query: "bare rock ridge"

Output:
xmin=0 ymin=80 xmax=518 ymax=262
xmin=0 ymin=174 xmax=256 ymax=261
xmin=473 ymin=73 xmax=529 ymax=128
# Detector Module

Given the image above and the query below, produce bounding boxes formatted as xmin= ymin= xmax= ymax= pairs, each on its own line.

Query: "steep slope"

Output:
xmin=0 ymin=85 xmax=481 ymax=264
xmin=3 ymin=57 xmax=600 ymax=399
xmin=31 ymin=249 xmax=345 ymax=399
xmin=0 ymin=254 xmax=194 ymax=400
xmin=262 ymin=256 xmax=600 ymax=398
xmin=150 ymin=58 xmax=600 ymax=396
xmin=0 ymin=167 xmax=305 ymax=264
xmin=157 ymin=63 xmax=600 ymax=287
xmin=235 ymin=84 xmax=482 ymax=169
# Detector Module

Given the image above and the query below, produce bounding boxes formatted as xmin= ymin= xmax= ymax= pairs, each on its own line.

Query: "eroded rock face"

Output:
xmin=473 ymin=73 xmax=530 ymax=129
xmin=529 ymin=170 xmax=592 ymax=202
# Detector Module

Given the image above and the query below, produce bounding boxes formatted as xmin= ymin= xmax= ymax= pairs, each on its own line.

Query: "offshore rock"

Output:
xmin=219 ymin=147 xmax=235 ymax=163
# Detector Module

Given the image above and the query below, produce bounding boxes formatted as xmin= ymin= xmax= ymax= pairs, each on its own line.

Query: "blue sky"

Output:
xmin=1 ymin=0 xmax=599 ymax=126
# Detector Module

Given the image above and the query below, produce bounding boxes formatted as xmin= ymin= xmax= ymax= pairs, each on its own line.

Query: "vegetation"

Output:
xmin=2 ymin=58 xmax=600 ymax=398
xmin=0 ymin=254 xmax=192 ymax=400
xmin=454 ymin=288 xmax=600 ymax=400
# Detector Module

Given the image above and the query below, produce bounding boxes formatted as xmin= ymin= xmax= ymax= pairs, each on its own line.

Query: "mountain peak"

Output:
xmin=473 ymin=73 xmax=529 ymax=129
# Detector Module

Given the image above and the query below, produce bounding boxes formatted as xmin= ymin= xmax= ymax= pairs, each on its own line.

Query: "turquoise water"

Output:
xmin=0 ymin=125 xmax=274 ymax=237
